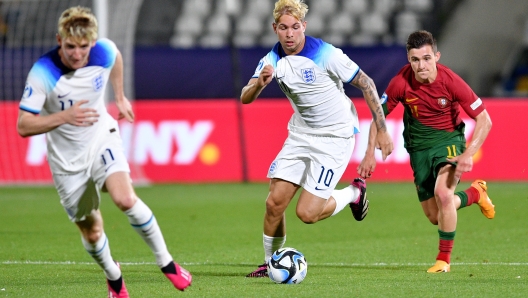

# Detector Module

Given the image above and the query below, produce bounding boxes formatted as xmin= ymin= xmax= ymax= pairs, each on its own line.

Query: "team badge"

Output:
xmin=23 ymin=83 xmax=33 ymax=99
xmin=255 ymin=60 xmax=264 ymax=72
xmin=437 ymin=97 xmax=448 ymax=108
xmin=269 ymin=160 xmax=278 ymax=175
xmin=92 ymin=74 xmax=104 ymax=92
xmin=301 ymin=68 xmax=316 ymax=84
xmin=380 ymin=93 xmax=388 ymax=104
xmin=470 ymin=97 xmax=482 ymax=110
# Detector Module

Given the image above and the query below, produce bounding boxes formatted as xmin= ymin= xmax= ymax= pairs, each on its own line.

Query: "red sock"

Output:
xmin=436 ymin=239 xmax=454 ymax=264
xmin=466 ymin=186 xmax=480 ymax=206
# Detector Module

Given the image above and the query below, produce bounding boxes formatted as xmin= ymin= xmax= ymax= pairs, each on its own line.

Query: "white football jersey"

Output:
xmin=253 ymin=36 xmax=360 ymax=137
xmin=20 ymin=38 xmax=119 ymax=174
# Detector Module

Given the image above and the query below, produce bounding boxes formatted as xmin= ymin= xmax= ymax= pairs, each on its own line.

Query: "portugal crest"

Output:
xmin=437 ymin=97 xmax=448 ymax=108
xmin=301 ymin=68 xmax=316 ymax=84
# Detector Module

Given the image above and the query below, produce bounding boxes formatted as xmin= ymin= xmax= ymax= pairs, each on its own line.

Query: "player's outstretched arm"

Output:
xmin=447 ymin=109 xmax=492 ymax=181
xmin=110 ymin=50 xmax=134 ymax=122
xmin=357 ymin=120 xmax=378 ymax=179
xmin=240 ymin=65 xmax=274 ymax=104
xmin=350 ymin=70 xmax=393 ymax=160
xmin=17 ymin=100 xmax=99 ymax=137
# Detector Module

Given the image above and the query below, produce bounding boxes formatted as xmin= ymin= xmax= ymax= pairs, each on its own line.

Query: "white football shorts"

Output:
xmin=53 ymin=130 xmax=130 ymax=222
xmin=267 ymin=130 xmax=355 ymax=199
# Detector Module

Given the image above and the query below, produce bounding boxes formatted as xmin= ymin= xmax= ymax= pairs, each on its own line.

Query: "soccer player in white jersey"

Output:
xmin=242 ymin=0 xmax=394 ymax=277
xmin=16 ymin=6 xmax=191 ymax=296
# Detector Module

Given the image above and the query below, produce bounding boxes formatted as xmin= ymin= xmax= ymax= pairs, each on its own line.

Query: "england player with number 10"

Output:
xmin=242 ymin=0 xmax=393 ymax=277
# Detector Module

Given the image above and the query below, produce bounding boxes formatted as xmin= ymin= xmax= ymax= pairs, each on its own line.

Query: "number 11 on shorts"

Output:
xmin=446 ymin=145 xmax=457 ymax=158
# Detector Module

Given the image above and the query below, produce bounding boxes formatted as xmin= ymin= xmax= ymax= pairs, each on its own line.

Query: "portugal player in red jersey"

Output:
xmin=358 ymin=30 xmax=495 ymax=273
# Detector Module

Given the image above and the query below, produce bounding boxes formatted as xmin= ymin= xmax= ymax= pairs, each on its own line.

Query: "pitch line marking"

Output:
xmin=2 ymin=260 xmax=528 ymax=266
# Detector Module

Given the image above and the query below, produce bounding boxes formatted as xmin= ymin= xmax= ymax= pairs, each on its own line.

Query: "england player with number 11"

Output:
xmin=17 ymin=6 xmax=191 ymax=297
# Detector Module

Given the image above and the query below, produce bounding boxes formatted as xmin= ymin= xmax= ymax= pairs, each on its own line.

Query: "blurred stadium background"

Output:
xmin=0 ymin=0 xmax=527 ymax=184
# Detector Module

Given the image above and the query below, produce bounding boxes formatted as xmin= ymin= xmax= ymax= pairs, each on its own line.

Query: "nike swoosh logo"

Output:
xmin=58 ymin=92 xmax=71 ymax=98
xmin=105 ymin=163 xmax=116 ymax=173
xmin=405 ymin=98 xmax=419 ymax=103
xmin=315 ymin=187 xmax=328 ymax=191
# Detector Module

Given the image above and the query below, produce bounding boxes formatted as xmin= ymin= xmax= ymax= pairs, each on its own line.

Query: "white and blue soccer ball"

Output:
xmin=267 ymin=247 xmax=307 ymax=284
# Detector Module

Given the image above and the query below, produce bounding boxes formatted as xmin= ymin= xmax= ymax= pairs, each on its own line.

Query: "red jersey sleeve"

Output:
xmin=381 ymin=65 xmax=409 ymax=115
xmin=441 ymin=65 xmax=485 ymax=119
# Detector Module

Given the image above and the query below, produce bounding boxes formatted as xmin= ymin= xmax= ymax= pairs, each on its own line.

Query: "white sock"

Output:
xmin=82 ymin=232 xmax=121 ymax=280
xmin=125 ymin=199 xmax=173 ymax=268
xmin=331 ymin=185 xmax=359 ymax=216
xmin=263 ymin=234 xmax=286 ymax=263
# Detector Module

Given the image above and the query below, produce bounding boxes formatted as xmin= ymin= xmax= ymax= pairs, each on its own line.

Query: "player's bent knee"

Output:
xmin=265 ymin=197 xmax=288 ymax=216
xmin=114 ymin=195 xmax=137 ymax=211
xmin=296 ymin=210 xmax=318 ymax=224
xmin=427 ymin=215 xmax=438 ymax=225
xmin=434 ymin=188 xmax=452 ymax=205
xmin=422 ymin=210 xmax=438 ymax=225
xmin=81 ymin=228 xmax=104 ymax=244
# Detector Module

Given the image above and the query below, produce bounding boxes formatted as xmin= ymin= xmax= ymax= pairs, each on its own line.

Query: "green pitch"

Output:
xmin=1 ymin=182 xmax=527 ymax=297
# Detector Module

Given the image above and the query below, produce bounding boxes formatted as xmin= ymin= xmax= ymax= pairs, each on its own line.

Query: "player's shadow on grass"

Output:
xmin=195 ymin=263 xmax=414 ymax=277
xmin=198 ymin=271 xmax=249 ymax=277
xmin=311 ymin=264 xmax=410 ymax=271
xmin=222 ymin=263 xmax=415 ymax=271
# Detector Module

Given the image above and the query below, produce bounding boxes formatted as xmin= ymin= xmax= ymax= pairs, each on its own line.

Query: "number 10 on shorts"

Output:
xmin=317 ymin=166 xmax=334 ymax=188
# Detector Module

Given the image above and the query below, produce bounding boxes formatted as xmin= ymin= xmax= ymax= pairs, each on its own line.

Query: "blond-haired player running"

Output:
xmin=242 ymin=0 xmax=393 ymax=277
xmin=17 ymin=6 xmax=191 ymax=297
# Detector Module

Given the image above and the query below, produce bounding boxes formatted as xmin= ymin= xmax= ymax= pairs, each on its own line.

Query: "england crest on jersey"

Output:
xmin=92 ymin=74 xmax=104 ymax=92
xmin=301 ymin=68 xmax=316 ymax=84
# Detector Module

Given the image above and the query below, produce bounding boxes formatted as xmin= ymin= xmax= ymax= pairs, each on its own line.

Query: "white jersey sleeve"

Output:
xmin=252 ymin=47 xmax=280 ymax=79
xmin=323 ymin=47 xmax=360 ymax=84
xmin=20 ymin=65 xmax=51 ymax=114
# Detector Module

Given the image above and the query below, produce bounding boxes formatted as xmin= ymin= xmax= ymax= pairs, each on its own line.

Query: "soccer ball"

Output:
xmin=267 ymin=247 xmax=307 ymax=284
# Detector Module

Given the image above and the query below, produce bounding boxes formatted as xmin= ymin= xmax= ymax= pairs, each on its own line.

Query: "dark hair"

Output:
xmin=406 ymin=30 xmax=437 ymax=53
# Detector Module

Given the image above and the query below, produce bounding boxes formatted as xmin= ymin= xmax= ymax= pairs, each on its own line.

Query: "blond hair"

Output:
xmin=58 ymin=6 xmax=98 ymax=42
xmin=273 ymin=0 xmax=308 ymax=23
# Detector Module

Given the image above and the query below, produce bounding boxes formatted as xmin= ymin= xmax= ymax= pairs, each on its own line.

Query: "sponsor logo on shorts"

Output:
xmin=105 ymin=163 xmax=116 ymax=173
xmin=315 ymin=186 xmax=327 ymax=191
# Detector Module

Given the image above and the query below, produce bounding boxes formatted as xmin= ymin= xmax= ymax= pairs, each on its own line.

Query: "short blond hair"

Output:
xmin=273 ymin=0 xmax=308 ymax=23
xmin=58 ymin=6 xmax=98 ymax=41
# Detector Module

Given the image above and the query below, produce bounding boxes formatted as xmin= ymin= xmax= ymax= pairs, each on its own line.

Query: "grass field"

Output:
xmin=1 ymin=181 xmax=527 ymax=297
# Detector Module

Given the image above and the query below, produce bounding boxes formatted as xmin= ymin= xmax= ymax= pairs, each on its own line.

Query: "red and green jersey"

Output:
xmin=381 ymin=63 xmax=485 ymax=152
